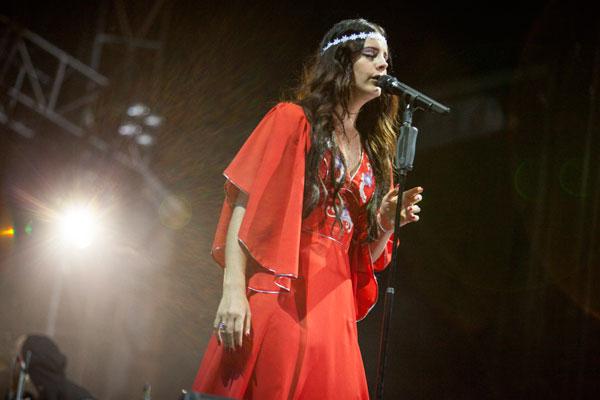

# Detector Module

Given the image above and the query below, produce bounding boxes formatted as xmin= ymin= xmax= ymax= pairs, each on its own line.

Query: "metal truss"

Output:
xmin=0 ymin=15 xmax=109 ymax=140
xmin=83 ymin=0 xmax=172 ymax=165
xmin=0 ymin=10 xmax=180 ymax=217
xmin=90 ymin=0 xmax=171 ymax=80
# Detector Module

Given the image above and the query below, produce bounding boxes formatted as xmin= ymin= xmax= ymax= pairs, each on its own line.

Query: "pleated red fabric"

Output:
xmin=193 ymin=103 xmax=393 ymax=399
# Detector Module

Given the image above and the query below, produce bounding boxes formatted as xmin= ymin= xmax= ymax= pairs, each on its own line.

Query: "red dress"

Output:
xmin=192 ymin=103 xmax=393 ymax=399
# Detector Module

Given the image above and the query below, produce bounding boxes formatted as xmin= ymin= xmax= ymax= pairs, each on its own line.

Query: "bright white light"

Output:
xmin=58 ymin=206 xmax=98 ymax=249
xmin=136 ymin=133 xmax=154 ymax=146
xmin=127 ymin=103 xmax=150 ymax=117
xmin=118 ymin=123 xmax=142 ymax=136
xmin=144 ymin=114 xmax=163 ymax=127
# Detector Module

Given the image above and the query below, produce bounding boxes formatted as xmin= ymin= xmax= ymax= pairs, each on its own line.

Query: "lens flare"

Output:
xmin=0 ymin=227 xmax=14 ymax=237
xmin=58 ymin=206 xmax=98 ymax=249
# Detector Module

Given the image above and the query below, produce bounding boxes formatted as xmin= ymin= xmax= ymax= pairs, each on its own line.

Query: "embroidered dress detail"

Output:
xmin=359 ymin=165 xmax=374 ymax=203
xmin=333 ymin=154 xmax=346 ymax=184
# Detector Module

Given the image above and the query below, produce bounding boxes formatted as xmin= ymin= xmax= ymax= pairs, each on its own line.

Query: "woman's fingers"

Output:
xmin=412 ymin=186 xmax=424 ymax=195
xmin=234 ymin=315 xmax=244 ymax=348
xmin=407 ymin=205 xmax=421 ymax=222
xmin=222 ymin=315 xmax=234 ymax=350
xmin=402 ymin=187 xmax=423 ymax=208
xmin=216 ymin=313 xmax=251 ymax=350
xmin=214 ymin=326 xmax=223 ymax=345
xmin=213 ymin=292 xmax=253 ymax=350
xmin=410 ymin=205 xmax=421 ymax=215
xmin=217 ymin=327 xmax=223 ymax=346
xmin=244 ymin=310 xmax=252 ymax=337
xmin=213 ymin=316 xmax=223 ymax=345
xmin=382 ymin=188 xmax=396 ymax=203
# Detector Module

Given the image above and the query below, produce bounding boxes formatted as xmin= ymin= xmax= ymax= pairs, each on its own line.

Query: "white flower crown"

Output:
xmin=321 ymin=31 xmax=387 ymax=54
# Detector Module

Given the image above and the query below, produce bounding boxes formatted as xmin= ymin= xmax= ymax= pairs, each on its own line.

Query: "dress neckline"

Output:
xmin=348 ymin=149 xmax=364 ymax=182
xmin=332 ymin=130 xmax=363 ymax=182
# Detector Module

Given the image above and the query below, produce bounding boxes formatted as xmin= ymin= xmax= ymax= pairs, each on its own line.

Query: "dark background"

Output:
xmin=1 ymin=0 xmax=599 ymax=398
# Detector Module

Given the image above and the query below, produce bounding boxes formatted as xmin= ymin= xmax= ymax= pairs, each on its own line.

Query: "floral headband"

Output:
xmin=321 ymin=31 xmax=387 ymax=54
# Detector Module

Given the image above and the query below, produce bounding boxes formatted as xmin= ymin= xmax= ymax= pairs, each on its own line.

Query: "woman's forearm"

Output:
xmin=223 ymin=193 xmax=249 ymax=294
xmin=368 ymin=228 xmax=393 ymax=261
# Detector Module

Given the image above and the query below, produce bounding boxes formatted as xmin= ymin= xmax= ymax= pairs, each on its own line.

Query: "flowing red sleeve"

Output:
xmin=348 ymin=169 xmax=395 ymax=321
xmin=348 ymin=231 xmax=394 ymax=320
xmin=211 ymin=102 xmax=311 ymax=292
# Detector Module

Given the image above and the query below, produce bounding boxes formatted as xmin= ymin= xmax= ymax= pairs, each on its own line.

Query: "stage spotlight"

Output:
xmin=127 ymin=103 xmax=150 ymax=117
xmin=118 ymin=123 xmax=142 ymax=136
xmin=58 ymin=206 xmax=98 ymax=249
xmin=144 ymin=114 xmax=163 ymax=127
xmin=121 ymin=104 xmax=161 ymax=148
xmin=136 ymin=133 xmax=154 ymax=146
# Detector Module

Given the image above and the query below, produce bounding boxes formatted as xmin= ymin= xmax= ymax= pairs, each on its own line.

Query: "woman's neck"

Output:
xmin=334 ymin=93 xmax=369 ymax=132
xmin=335 ymin=111 xmax=357 ymax=133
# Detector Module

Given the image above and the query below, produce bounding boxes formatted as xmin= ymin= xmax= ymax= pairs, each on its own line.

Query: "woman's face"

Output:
xmin=351 ymin=36 xmax=389 ymax=103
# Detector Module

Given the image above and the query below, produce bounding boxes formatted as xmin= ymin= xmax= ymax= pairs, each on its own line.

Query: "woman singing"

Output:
xmin=192 ymin=18 xmax=423 ymax=399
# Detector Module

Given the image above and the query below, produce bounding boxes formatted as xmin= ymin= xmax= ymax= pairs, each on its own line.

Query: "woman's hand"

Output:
xmin=378 ymin=186 xmax=424 ymax=230
xmin=213 ymin=287 xmax=251 ymax=351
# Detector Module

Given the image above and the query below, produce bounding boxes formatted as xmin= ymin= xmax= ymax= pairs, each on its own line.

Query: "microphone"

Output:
xmin=376 ymin=75 xmax=450 ymax=114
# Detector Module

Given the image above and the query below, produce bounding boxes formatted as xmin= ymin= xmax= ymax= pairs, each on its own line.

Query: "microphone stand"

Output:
xmin=375 ymin=101 xmax=419 ymax=400
xmin=14 ymin=350 xmax=31 ymax=400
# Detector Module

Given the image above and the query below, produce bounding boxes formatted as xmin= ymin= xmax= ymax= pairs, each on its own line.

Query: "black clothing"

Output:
xmin=21 ymin=335 xmax=94 ymax=400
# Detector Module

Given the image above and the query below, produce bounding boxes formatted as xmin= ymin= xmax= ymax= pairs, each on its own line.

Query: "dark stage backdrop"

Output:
xmin=0 ymin=1 xmax=598 ymax=399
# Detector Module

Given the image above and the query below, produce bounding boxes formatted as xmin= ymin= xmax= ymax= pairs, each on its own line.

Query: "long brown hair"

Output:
xmin=295 ymin=18 xmax=399 ymax=241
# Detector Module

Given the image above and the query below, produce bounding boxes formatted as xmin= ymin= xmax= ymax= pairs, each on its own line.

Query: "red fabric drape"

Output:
xmin=211 ymin=102 xmax=311 ymax=292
